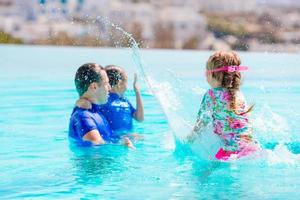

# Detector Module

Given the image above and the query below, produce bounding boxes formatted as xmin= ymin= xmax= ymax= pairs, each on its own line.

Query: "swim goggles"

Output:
xmin=206 ymin=66 xmax=248 ymax=74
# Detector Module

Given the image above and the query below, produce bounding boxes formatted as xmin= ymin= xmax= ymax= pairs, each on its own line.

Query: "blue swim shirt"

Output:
xmin=100 ymin=92 xmax=136 ymax=133
xmin=69 ymin=103 xmax=119 ymax=146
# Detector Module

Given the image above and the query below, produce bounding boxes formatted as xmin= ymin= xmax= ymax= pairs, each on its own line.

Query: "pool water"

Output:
xmin=1 ymin=45 xmax=300 ymax=199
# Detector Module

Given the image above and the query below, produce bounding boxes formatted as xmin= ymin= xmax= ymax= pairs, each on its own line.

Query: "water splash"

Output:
xmin=252 ymin=104 xmax=300 ymax=164
xmin=96 ymin=16 xmax=149 ymax=86
xmin=94 ymin=16 xmax=300 ymax=163
xmin=95 ymin=16 xmax=193 ymax=140
xmin=265 ymin=144 xmax=300 ymax=166
xmin=253 ymin=104 xmax=291 ymax=146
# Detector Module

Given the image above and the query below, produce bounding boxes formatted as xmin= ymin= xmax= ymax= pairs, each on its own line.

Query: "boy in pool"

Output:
xmin=77 ymin=65 xmax=144 ymax=137
xmin=102 ymin=65 xmax=144 ymax=133
xmin=187 ymin=51 xmax=260 ymax=161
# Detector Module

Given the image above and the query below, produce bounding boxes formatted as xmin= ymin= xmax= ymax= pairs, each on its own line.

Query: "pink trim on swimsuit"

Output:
xmin=215 ymin=142 xmax=259 ymax=161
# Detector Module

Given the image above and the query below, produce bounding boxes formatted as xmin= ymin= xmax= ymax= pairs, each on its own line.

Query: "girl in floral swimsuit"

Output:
xmin=188 ymin=51 xmax=259 ymax=161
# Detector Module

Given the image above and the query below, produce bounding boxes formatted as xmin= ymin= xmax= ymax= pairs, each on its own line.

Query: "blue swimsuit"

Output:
xmin=100 ymin=92 xmax=136 ymax=133
xmin=69 ymin=103 xmax=119 ymax=146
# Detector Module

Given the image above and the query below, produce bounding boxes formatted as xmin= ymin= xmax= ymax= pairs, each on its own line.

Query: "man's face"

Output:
xmin=95 ymin=70 xmax=110 ymax=104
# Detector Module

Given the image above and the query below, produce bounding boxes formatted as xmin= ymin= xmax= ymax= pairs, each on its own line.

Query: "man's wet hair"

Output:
xmin=74 ymin=63 xmax=104 ymax=96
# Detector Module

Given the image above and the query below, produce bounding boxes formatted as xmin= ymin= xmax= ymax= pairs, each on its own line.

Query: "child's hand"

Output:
xmin=124 ymin=133 xmax=144 ymax=141
xmin=193 ymin=119 xmax=202 ymax=133
xmin=75 ymin=98 xmax=92 ymax=109
xmin=122 ymin=137 xmax=136 ymax=149
xmin=133 ymin=73 xmax=140 ymax=93
xmin=131 ymin=133 xmax=144 ymax=141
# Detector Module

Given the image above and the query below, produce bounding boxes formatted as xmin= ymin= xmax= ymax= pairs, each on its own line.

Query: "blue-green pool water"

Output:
xmin=1 ymin=45 xmax=300 ymax=199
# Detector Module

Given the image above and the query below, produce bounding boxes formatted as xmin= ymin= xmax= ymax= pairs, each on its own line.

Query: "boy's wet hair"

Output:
xmin=105 ymin=65 xmax=126 ymax=87
xmin=75 ymin=63 xmax=104 ymax=96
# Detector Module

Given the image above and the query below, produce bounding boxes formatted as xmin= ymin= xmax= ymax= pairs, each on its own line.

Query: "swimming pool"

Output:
xmin=1 ymin=45 xmax=300 ymax=199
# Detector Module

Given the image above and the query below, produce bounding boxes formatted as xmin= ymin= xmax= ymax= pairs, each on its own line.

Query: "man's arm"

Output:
xmin=83 ymin=130 xmax=105 ymax=145
xmin=133 ymin=73 xmax=144 ymax=122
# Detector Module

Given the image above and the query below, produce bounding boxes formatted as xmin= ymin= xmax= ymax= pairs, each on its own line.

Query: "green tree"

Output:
xmin=0 ymin=31 xmax=23 ymax=44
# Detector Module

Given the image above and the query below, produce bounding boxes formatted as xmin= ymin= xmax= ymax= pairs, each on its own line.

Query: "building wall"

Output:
xmin=199 ymin=0 xmax=257 ymax=13
xmin=258 ymin=0 xmax=300 ymax=8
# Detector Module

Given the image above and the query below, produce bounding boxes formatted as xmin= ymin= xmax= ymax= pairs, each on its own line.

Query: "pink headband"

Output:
xmin=206 ymin=66 xmax=248 ymax=74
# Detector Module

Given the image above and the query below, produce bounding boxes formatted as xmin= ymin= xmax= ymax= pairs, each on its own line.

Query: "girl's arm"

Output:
xmin=133 ymin=73 xmax=144 ymax=122
xmin=187 ymin=118 xmax=204 ymax=143
xmin=187 ymin=91 xmax=213 ymax=143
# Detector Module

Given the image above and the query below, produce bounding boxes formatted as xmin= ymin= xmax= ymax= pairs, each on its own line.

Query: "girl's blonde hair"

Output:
xmin=206 ymin=51 xmax=253 ymax=115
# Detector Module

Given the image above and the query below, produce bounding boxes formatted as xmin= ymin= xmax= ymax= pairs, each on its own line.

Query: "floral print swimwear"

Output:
xmin=196 ymin=87 xmax=258 ymax=160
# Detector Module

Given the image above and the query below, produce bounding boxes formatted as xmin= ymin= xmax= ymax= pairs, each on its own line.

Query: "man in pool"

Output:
xmin=69 ymin=63 xmax=133 ymax=148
